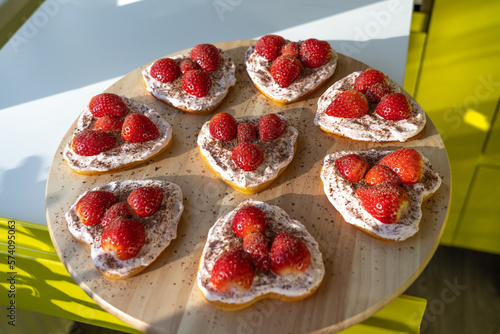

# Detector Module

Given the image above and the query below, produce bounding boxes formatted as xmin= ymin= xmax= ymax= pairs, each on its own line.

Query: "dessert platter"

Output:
xmin=46 ymin=40 xmax=451 ymax=334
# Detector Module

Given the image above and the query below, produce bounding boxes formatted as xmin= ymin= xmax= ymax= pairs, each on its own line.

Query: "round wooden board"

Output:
xmin=46 ymin=40 xmax=451 ymax=334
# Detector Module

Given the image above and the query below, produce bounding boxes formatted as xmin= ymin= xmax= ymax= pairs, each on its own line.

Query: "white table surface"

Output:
xmin=0 ymin=0 xmax=412 ymax=225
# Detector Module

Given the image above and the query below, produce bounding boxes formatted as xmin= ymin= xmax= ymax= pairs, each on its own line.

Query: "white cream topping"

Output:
xmin=63 ymin=96 xmax=172 ymax=173
xmin=245 ymin=45 xmax=338 ymax=102
xmin=197 ymin=199 xmax=325 ymax=305
xmin=314 ymin=72 xmax=426 ymax=142
xmin=142 ymin=49 xmax=236 ymax=112
xmin=197 ymin=114 xmax=298 ymax=189
xmin=65 ymin=179 xmax=184 ymax=278
xmin=320 ymin=149 xmax=441 ymax=241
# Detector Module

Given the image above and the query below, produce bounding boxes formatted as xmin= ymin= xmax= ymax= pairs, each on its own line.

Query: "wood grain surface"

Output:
xmin=45 ymin=40 xmax=451 ymax=334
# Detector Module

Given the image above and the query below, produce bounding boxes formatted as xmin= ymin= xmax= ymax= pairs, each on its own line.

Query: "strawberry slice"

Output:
xmin=76 ymin=191 xmax=117 ymax=226
xmin=270 ymin=55 xmax=302 ymax=88
xmin=101 ymin=219 xmax=146 ymax=260
xmin=101 ymin=202 xmax=132 ymax=228
xmin=334 ymin=153 xmax=370 ymax=183
xmin=376 ymin=148 xmax=423 ymax=184
xmin=365 ymin=83 xmax=392 ymax=104
xmin=325 ymin=90 xmax=368 ymax=118
xmin=364 ymin=165 xmax=400 ymax=186
xmin=210 ymin=247 xmax=254 ymax=292
xmin=375 ymin=93 xmax=412 ymax=121
xmin=72 ymin=130 xmax=116 ymax=156
xmin=356 ymin=183 xmax=409 ymax=224
xmin=237 ymin=123 xmax=257 ymax=143
xmin=190 ymin=44 xmax=221 ymax=72
xmin=150 ymin=58 xmax=180 ymax=83
xmin=270 ymin=232 xmax=311 ymax=276
xmin=255 ymin=34 xmax=285 ymax=61
xmin=179 ymin=59 xmax=200 ymax=74
xmin=354 ymin=69 xmax=387 ymax=94
xmin=121 ymin=113 xmax=159 ymax=143
xmin=181 ymin=69 xmax=212 ymax=97
xmin=281 ymin=41 xmax=300 ymax=58
xmin=95 ymin=116 xmax=123 ymax=132
xmin=89 ymin=93 xmax=129 ymax=118
xmin=232 ymin=205 xmax=268 ymax=238
xmin=127 ymin=186 xmax=164 ymax=218
xmin=231 ymin=142 xmax=264 ymax=172
xmin=258 ymin=113 xmax=286 ymax=141
xmin=209 ymin=112 xmax=237 ymax=142
xmin=243 ymin=232 xmax=271 ymax=272
xmin=299 ymin=38 xmax=332 ymax=69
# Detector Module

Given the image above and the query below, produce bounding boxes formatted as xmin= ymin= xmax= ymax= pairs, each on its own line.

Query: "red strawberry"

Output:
xmin=89 ymin=93 xmax=129 ymax=118
xmin=354 ymin=69 xmax=387 ymax=94
xmin=127 ymin=186 xmax=164 ymax=218
xmin=232 ymin=205 xmax=268 ymax=238
xmin=209 ymin=112 xmax=237 ymax=142
xmin=76 ymin=191 xmax=117 ymax=226
xmin=281 ymin=42 xmax=300 ymax=58
xmin=364 ymin=165 xmax=400 ymax=186
xmin=101 ymin=219 xmax=146 ymax=260
xmin=95 ymin=116 xmax=123 ymax=132
xmin=255 ymin=34 xmax=285 ymax=61
xmin=270 ymin=232 xmax=311 ymax=276
xmin=190 ymin=44 xmax=221 ymax=72
xmin=243 ymin=232 xmax=270 ymax=271
xmin=72 ymin=130 xmax=116 ymax=156
xmin=365 ymin=83 xmax=392 ymax=104
xmin=181 ymin=69 xmax=212 ymax=97
xmin=179 ymin=59 xmax=200 ymax=74
xmin=270 ymin=55 xmax=302 ymax=88
xmin=375 ymin=93 xmax=412 ymax=121
xmin=150 ymin=58 xmax=180 ymax=83
xmin=101 ymin=202 xmax=132 ymax=228
xmin=334 ymin=153 xmax=370 ymax=183
xmin=258 ymin=113 xmax=286 ymax=141
xmin=377 ymin=148 xmax=423 ymax=184
xmin=210 ymin=247 xmax=254 ymax=292
xmin=121 ymin=113 xmax=159 ymax=143
xmin=356 ymin=184 xmax=409 ymax=224
xmin=299 ymin=38 xmax=332 ymax=69
xmin=231 ymin=142 xmax=264 ymax=172
xmin=237 ymin=122 xmax=257 ymax=143
xmin=325 ymin=90 xmax=368 ymax=118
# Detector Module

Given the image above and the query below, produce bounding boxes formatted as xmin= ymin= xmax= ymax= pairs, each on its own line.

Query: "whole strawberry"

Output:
xmin=243 ymin=232 xmax=271 ymax=272
xmin=232 ymin=142 xmax=264 ymax=172
xmin=354 ymin=69 xmax=387 ymax=94
xmin=255 ymin=34 xmax=285 ymax=61
xmin=356 ymin=183 xmax=409 ymax=224
xmin=270 ymin=55 xmax=302 ymax=88
xmin=179 ymin=59 xmax=200 ymax=74
xmin=182 ymin=69 xmax=212 ymax=97
xmin=365 ymin=83 xmax=392 ymax=104
xmin=127 ymin=186 xmax=164 ymax=218
xmin=270 ymin=232 xmax=311 ymax=276
xmin=150 ymin=58 xmax=180 ymax=83
xmin=258 ymin=113 xmax=286 ymax=141
xmin=237 ymin=123 xmax=257 ymax=143
xmin=89 ymin=93 xmax=129 ymax=118
xmin=326 ymin=90 xmax=368 ymax=119
xmin=376 ymin=93 xmax=412 ymax=121
xmin=364 ymin=165 xmax=400 ymax=186
xmin=377 ymin=148 xmax=423 ymax=184
xmin=101 ymin=202 xmax=132 ymax=228
xmin=210 ymin=247 xmax=254 ymax=292
xmin=101 ymin=219 xmax=146 ymax=261
xmin=281 ymin=42 xmax=300 ymax=58
xmin=190 ymin=44 xmax=221 ymax=72
xmin=232 ymin=205 xmax=268 ymax=238
xmin=95 ymin=116 xmax=123 ymax=132
xmin=76 ymin=191 xmax=117 ymax=226
xmin=334 ymin=154 xmax=370 ymax=183
xmin=209 ymin=112 xmax=237 ymax=142
xmin=72 ymin=130 xmax=116 ymax=156
xmin=299 ymin=38 xmax=332 ymax=69
xmin=121 ymin=113 xmax=159 ymax=143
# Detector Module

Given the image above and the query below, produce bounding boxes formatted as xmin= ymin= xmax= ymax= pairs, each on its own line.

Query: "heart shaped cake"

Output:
xmin=314 ymin=69 xmax=426 ymax=142
xmin=197 ymin=199 xmax=325 ymax=310
xmin=320 ymin=148 xmax=441 ymax=241
xmin=197 ymin=112 xmax=298 ymax=194
xmin=63 ymin=93 xmax=173 ymax=175
xmin=65 ymin=179 xmax=184 ymax=279
xmin=142 ymin=43 xmax=236 ymax=114
xmin=245 ymin=35 xmax=338 ymax=104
